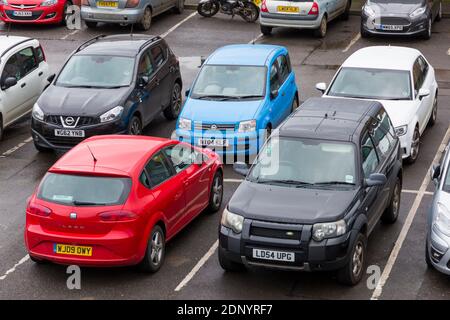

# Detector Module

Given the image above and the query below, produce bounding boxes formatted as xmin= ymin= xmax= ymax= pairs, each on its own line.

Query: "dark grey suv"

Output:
xmin=219 ymin=97 xmax=403 ymax=285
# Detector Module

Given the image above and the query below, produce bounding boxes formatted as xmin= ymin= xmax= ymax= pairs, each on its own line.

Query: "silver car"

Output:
xmin=81 ymin=0 xmax=185 ymax=30
xmin=427 ymin=142 xmax=450 ymax=275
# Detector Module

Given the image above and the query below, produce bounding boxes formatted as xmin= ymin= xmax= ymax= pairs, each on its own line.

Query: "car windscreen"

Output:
xmin=56 ymin=55 xmax=135 ymax=88
xmin=37 ymin=173 xmax=132 ymax=206
xmin=248 ymin=136 xmax=357 ymax=188
xmin=327 ymin=67 xmax=412 ymax=101
xmin=191 ymin=65 xmax=266 ymax=100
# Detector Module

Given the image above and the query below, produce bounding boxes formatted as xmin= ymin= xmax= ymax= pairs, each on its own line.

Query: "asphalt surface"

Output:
xmin=0 ymin=11 xmax=450 ymax=300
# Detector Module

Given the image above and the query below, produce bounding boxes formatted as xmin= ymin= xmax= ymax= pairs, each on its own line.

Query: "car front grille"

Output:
xmin=5 ymin=10 xmax=42 ymax=20
xmin=46 ymin=115 xmax=98 ymax=127
xmin=9 ymin=3 xmax=38 ymax=8
xmin=379 ymin=17 xmax=410 ymax=26
xmin=250 ymin=226 xmax=301 ymax=240
xmin=194 ymin=122 xmax=236 ymax=131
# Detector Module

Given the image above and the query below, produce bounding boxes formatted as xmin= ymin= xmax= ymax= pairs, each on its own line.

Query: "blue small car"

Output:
xmin=176 ymin=44 xmax=299 ymax=160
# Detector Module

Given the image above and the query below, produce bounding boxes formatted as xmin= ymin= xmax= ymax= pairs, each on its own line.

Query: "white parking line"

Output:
xmin=371 ymin=125 xmax=450 ymax=300
xmin=248 ymin=33 xmax=263 ymax=44
xmin=0 ymin=255 xmax=29 ymax=281
xmin=0 ymin=137 xmax=33 ymax=158
xmin=60 ymin=29 xmax=79 ymax=40
xmin=161 ymin=11 xmax=197 ymax=38
xmin=174 ymin=240 xmax=218 ymax=292
xmin=447 ymin=48 xmax=450 ymax=56
xmin=342 ymin=33 xmax=361 ymax=53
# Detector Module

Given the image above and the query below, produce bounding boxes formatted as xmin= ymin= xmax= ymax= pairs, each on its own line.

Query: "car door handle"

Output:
xmin=169 ymin=66 xmax=175 ymax=73
xmin=21 ymin=83 xmax=26 ymax=88
xmin=38 ymin=71 xmax=43 ymax=77
xmin=155 ymin=78 xmax=160 ymax=86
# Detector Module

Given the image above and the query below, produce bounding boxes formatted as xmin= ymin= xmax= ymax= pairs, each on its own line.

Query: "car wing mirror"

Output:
xmin=2 ymin=77 xmax=17 ymax=90
xmin=233 ymin=162 xmax=249 ymax=177
xmin=315 ymin=82 xmax=327 ymax=93
xmin=418 ymin=88 xmax=430 ymax=100
xmin=138 ymin=75 xmax=149 ymax=87
xmin=47 ymin=74 xmax=56 ymax=84
xmin=365 ymin=173 xmax=387 ymax=187
xmin=430 ymin=164 xmax=441 ymax=183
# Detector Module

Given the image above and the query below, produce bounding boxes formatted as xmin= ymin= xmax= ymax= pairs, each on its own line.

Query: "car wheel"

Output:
xmin=30 ymin=255 xmax=47 ymax=264
xmin=0 ymin=115 xmax=3 ymax=141
xmin=291 ymin=95 xmax=299 ymax=113
xmin=314 ymin=15 xmax=327 ymax=38
xmin=218 ymin=246 xmax=246 ymax=272
xmin=436 ymin=2 xmax=442 ymax=22
xmin=207 ymin=171 xmax=223 ymax=213
xmin=381 ymin=177 xmax=401 ymax=224
xmin=85 ymin=21 xmax=97 ymax=28
xmin=423 ymin=17 xmax=432 ymax=40
xmin=360 ymin=25 xmax=369 ymax=38
xmin=425 ymin=238 xmax=434 ymax=268
xmin=163 ymin=82 xmax=182 ymax=120
xmin=140 ymin=225 xmax=165 ymax=273
xmin=341 ymin=0 xmax=351 ymax=20
xmin=406 ymin=126 xmax=420 ymax=164
xmin=34 ymin=141 xmax=52 ymax=153
xmin=428 ymin=93 xmax=438 ymax=127
xmin=137 ymin=7 xmax=152 ymax=31
xmin=128 ymin=115 xmax=142 ymax=135
xmin=260 ymin=25 xmax=272 ymax=36
xmin=174 ymin=0 xmax=184 ymax=14
xmin=337 ymin=232 xmax=367 ymax=286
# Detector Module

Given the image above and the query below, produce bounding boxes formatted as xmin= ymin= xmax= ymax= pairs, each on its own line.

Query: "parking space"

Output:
xmin=0 ymin=11 xmax=449 ymax=300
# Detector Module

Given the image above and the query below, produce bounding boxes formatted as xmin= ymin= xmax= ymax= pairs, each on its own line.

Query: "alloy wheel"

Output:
xmin=392 ymin=183 xmax=400 ymax=219
xmin=142 ymin=8 xmax=152 ymax=30
xmin=432 ymin=96 xmax=438 ymax=122
xmin=150 ymin=231 xmax=163 ymax=266
xmin=130 ymin=118 xmax=142 ymax=135
xmin=352 ymin=241 xmax=364 ymax=278
xmin=172 ymin=84 xmax=182 ymax=115
xmin=212 ymin=175 xmax=223 ymax=208
xmin=410 ymin=129 xmax=420 ymax=161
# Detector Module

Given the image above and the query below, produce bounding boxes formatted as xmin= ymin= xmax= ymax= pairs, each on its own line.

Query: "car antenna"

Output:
xmin=86 ymin=145 xmax=97 ymax=165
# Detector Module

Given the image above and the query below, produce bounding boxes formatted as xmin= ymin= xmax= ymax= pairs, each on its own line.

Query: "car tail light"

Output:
xmin=99 ymin=210 xmax=138 ymax=222
xmin=81 ymin=0 xmax=90 ymax=6
xmin=125 ymin=0 xmax=139 ymax=8
xmin=308 ymin=2 xmax=319 ymax=15
xmin=261 ymin=0 xmax=268 ymax=12
xmin=27 ymin=203 xmax=52 ymax=217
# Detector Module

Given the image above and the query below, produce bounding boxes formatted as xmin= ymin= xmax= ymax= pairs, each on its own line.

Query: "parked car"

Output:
xmin=426 ymin=142 xmax=450 ymax=275
xmin=219 ymin=97 xmax=402 ymax=285
xmin=81 ymin=0 xmax=185 ymax=30
xmin=317 ymin=46 xmax=438 ymax=164
xmin=0 ymin=0 xmax=72 ymax=25
xmin=259 ymin=0 xmax=351 ymax=37
xmin=361 ymin=0 xmax=442 ymax=40
xmin=25 ymin=135 xmax=223 ymax=272
xmin=31 ymin=34 xmax=182 ymax=152
xmin=175 ymin=44 xmax=299 ymax=162
xmin=0 ymin=36 xmax=50 ymax=140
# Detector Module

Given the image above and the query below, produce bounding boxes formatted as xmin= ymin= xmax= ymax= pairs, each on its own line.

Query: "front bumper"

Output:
xmin=219 ymin=218 xmax=353 ymax=272
xmin=361 ymin=13 xmax=427 ymax=36
xmin=31 ymin=117 xmax=127 ymax=151
xmin=81 ymin=6 xmax=144 ymax=24
xmin=0 ymin=4 xmax=64 ymax=24
xmin=428 ymin=225 xmax=450 ymax=275
xmin=260 ymin=12 xmax=321 ymax=29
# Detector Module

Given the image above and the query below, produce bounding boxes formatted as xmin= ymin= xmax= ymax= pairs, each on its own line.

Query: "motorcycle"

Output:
xmin=197 ymin=0 xmax=260 ymax=23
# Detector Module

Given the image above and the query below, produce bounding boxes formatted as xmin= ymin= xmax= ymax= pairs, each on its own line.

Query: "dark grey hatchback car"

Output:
xmin=31 ymin=34 xmax=182 ymax=151
xmin=219 ymin=97 xmax=403 ymax=285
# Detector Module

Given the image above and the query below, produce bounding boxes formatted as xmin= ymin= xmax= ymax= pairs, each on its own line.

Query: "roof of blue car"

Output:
xmin=206 ymin=44 xmax=284 ymax=66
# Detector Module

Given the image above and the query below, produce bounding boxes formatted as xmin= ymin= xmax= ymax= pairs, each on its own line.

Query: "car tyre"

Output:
xmin=381 ymin=177 xmax=401 ymax=224
xmin=341 ymin=0 xmax=351 ymax=21
xmin=0 ymin=115 xmax=3 ymax=141
xmin=85 ymin=21 xmax=97 ymax=28
xmin=291 ymin=94 xmax=299 ymax=113
xmin=436 ymin=2 xmax=442 ymax=22
xmin=137 ymin=7 xmax=152 ymax=31
xmin=260 ymin=25 xmax=272 ymax=36
xmin=405 ymin=126 xmax=420 ymax=164
xmin=314 ymin=15 xmax=327 ymax=38
xmin=337 ymin=232 xmax=366 ymax=286
xmin=207 ymin=171 xmax=223 ymax=213
xmin=425 ymin=239 xmax=434 ymax=268
xmin=360 ymin=25 xmax=369 ymax=38
xmin=128 ymin=115 xmax=143 ymax=135
xmin=423 ymin=17 xmax=432 ymax=40
xmin=218 ymin=247 xmax=245 ymax=272
xmin=174 ymin=0 xmax=184 ymax=14
xmin=140 ymin=225 xmax=165 ymax=273
xmin=163 ymin=82 xmax=182 ymax=120
xmin=427 ymin=93 xmax=437 ymax=127
xmin=34 ymin=141 xmax=52 ymax=153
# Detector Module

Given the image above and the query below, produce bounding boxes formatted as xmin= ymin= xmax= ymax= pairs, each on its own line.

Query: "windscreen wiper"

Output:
xmin=196 ymin=95 xmax=238 ymax=101
xmin=72 ymin=200 xmax=107 ymax=206
xmin=313 ymin=181 xmax=356 ymax=186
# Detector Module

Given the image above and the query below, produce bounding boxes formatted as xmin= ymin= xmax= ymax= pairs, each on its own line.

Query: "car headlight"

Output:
xmin=410 ymin=7 xmax=426 ymax=18
xmin=434 ymin=203 xmax=450 ymax=237
xmin=178 ymin=118 xmax=192 ymax=130
xmin=41 ymin=0 xmax=57 ymax=6
xmin=312 ymin=220 xmax=347 ymax=242
xmin=32 ymin=103 xmax=44 ymax=121
xmin=238 ymin=120 xmax=256 ymax=133
xmin=221 ymin=207 xmax=244 ymax=234
xmin=363 ymin=5 xmax=376 ymax=17
xmin=99 ymin=106 xmax=123 ymax=123
xmin=395 ymin=125 xmax=408 ymax=137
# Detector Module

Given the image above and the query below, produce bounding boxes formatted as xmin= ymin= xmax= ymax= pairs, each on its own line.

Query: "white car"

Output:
xmin=317 ymin=46 xmax=438 ymax=164
xmin=0 ymin=36 xmax=50 ymax=140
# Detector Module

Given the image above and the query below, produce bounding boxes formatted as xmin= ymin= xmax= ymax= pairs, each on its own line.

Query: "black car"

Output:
xmin=31 ymin=34 xmax=182 ymax=152
xmin=361 ymin=0 xmax=442 ymax=39
xmin=218 ymin=97 xmax=403 ymax=285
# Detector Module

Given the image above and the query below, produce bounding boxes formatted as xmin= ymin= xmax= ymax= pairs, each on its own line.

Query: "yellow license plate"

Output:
xmin=277 ymin=5 xmax=299 ymax=13
xmin=97 ymin=1 xmax=118 ymax=8
xmin=54 ymin=244 xmax=93 ymax=257
xmin=253 ymin=0 xmax=261 ymax=6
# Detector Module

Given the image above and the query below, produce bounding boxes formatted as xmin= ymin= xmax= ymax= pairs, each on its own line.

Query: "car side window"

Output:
xmin=145 ymin=152 xmax=173 ymax=187
xmin=361 ymin=133 xmax=379 ymax=179
xmin=163 ymin=145 xmax=195 ymax=174
xmin=138 ymin=52 xmax=154 ymax=76
xmin=35 ymin=46 xmax=45 ymax=64
xmin=1 ymin=54 xmax=21 ymax=84
xmin=151 ymin=45 xmax=166 ymax=69
xmin=377 ymin=109 xmax=396 ymax=140
xmin=413 ymin=58 xmax=426 ymax=94
xmin=370 ymin=117 xmax=394 ymax=162
xmin=276 ymin=55 xmax=290 ymax=85
xmin=269 ymin=62 xmax=280 ymax=93
xmin=17 ymin=47 xmax=38 ymax=77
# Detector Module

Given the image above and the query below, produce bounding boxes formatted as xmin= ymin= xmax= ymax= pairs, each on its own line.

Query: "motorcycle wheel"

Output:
xmin=240 ymin=2 xmax=259 ymax=22
xmin=197 ymin=1 xmax=220 ymax=17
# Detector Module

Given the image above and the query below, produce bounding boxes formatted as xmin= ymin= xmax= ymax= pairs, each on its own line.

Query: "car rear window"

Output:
xmin=37 ymin=173 xmax=132 ymax=206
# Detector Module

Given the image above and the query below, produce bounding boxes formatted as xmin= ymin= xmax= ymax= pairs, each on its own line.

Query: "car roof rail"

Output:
xmin=138 ymin=35 xmax=162 ymax=52
xmin=75 ymin=34 xmax=107 ymax=53
xmin=0 ymin=38 xmax=34 ymax=61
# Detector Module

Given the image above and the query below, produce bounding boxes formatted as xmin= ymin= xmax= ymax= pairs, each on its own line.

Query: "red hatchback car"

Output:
xmin=25 ymin=135 xmax=223 ymax=272
xmin=0 ymin=0 xmax=71 ymax=25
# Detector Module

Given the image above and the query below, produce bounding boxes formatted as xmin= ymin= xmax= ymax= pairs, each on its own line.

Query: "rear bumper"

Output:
xmin=0 ymin=4 xmax=64 ymax=24
xmin=260 ymin=12 xmax=321 ymax=29
xmin=81 ymin=6 xmax=144 ymax=24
